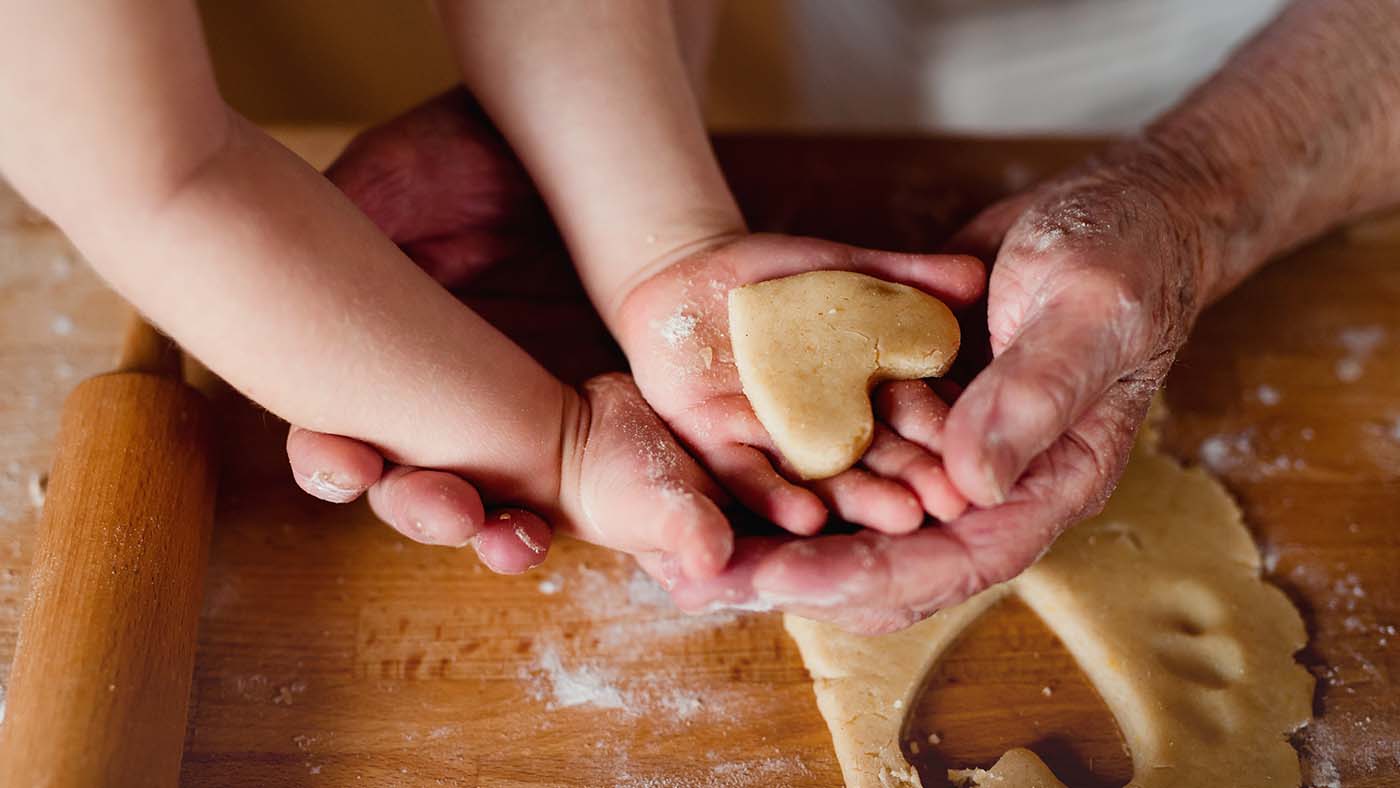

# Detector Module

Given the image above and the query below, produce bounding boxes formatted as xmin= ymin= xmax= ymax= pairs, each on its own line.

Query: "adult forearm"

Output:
xmin=1105 ymin=0 xmax=1400 ymax=304
xmin=436 ymin=0 xmax=744 ymax=327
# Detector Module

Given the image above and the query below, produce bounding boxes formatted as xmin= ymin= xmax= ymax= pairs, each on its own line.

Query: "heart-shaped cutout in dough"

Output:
xmin=784 ymin=423 xmax=1314 ymax=788
xmin=727 ymin=271 xmax=959 ymax=479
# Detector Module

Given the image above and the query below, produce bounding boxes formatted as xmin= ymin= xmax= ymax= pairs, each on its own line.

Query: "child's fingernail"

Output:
xmin=513 ymin=524 xmax=546 ymax=556
xmin=304 ymin=470 xmax=363 ymax=503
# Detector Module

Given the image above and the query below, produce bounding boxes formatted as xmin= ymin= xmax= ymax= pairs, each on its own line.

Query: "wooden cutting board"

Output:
xmin=0 ymin=130 xmax=1395 ymax=787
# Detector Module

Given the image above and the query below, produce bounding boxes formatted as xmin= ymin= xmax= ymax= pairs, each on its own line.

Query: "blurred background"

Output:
xmin=198 ymin=0 xmax=1285 ymax=134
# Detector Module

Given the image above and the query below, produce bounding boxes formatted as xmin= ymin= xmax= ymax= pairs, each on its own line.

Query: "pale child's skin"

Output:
xmin=437 ymin=1 xmax=982 ymax=535
xmin=0 ymin=1 xmax=981 ymax=582
xmin=0 ymin=0 xmax=743 ymax=580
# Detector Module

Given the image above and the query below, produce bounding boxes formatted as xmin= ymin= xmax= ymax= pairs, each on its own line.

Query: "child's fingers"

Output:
xmin=286 ymin=426 xmax=383 ymax=503
xmin=472 ymin=509 xmax=552 ymax=574
xmin=366 ymin=467 xmax=486 ymax=547
xmin=702 ymin=443 xmax=828 ymax=536
xmin=861 ymin=425 xmax=968 ymax=522
xmin=806 ymin=467 xmax=924 ymax=534
xmin=589 ymin=477 xmax=733 ymax=580
xmin=873 ymin=380 xmax=951 ymax=454
xmin=835 ymin=247 xmax=986 ymax=308
xmin=655 ymin=482 xmax=733 ymax=580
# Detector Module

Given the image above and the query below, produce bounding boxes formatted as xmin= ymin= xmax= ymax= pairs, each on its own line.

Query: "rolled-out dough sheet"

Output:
xmin=786 ymin=422 xmax=1313 ymax=787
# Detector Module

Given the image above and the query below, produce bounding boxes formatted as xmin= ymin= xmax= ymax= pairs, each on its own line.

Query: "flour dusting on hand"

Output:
xmin=657 ymin=308 xmax=698 ymax=346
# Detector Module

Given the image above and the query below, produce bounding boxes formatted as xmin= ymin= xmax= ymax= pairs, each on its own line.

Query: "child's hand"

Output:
xmin=557 ymin=373 xmax=733 ymax=581
xmin=288 ymin=373 xmax=732 ymax=582
xmin=611 ymin=234 xmax=985 ymax=536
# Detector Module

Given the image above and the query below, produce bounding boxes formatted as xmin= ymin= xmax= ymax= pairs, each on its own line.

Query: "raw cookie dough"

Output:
xmin=728 ymin=271 xmax=959 ymax=479
xmin=785 ymin=422 xmax=1314 ymax=788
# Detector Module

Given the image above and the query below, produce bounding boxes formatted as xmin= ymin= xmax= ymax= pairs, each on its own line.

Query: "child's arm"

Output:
xmin=0 ymin=0 xmax=731 ymax=578
xmin=437 ymin=1 xmax=984 ymax=534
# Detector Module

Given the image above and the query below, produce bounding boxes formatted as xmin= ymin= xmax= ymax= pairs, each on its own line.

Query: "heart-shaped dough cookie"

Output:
xmin=727 ymin=271 xmax=959 ymax=479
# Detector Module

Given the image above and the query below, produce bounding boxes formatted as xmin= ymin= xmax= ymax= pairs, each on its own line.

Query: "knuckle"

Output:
xmin=999 ymin=357 xmax=1083 ymax=435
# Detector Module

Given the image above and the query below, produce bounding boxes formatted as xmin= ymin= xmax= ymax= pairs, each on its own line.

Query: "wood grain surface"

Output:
xmin=0 ymin=129 xmax=1396 ymax=787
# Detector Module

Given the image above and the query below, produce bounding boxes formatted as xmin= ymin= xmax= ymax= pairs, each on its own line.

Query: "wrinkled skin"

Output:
xmin=665 ymin=164 xmax=1207 ymax=632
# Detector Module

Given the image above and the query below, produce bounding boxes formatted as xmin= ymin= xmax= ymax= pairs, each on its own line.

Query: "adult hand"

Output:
xmin=665 ymin=155 xmax=1212 ymax=632
xmin=284 ymin=88 xmax=557 ymax=572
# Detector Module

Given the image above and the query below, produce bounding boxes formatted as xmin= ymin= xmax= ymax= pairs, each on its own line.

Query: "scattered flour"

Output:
xmin=1287 ymin=560 xmax=1400 ymax=785
xmin=626 ymin=570 xmax=673 ymax=608
xmin=529 ymin=645 xmax=627 ymax=711
xmin=1298 ymin=712 xmax=1400 ymax=788
xmin=1334 ymin=325 xmax=1387 ymax=383
xmin=49 ymin=314 xmax=72 ymax=336
xmin=1254 ymin=384 xmax=1282 ymax=406
xmin=613 ymin=755 xmax=811 ymax=788
xmin=1196 ymin=427 xmax=1306 ymax=478
xmin=1198 ymin=430 xmax=1254 ymax=472
xmin=657 ymin=308 xmax=698 ymax=346
xmin=519 ymin=566 xmax=771 ymax=728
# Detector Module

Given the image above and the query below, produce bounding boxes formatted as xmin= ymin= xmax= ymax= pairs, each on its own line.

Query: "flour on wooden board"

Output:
xmin=1334 ymin=324 xmax=1387 ymax=383
xmin=1286 ymin=560 xmax=1400 ymax=786
xmin=519 ymin=563 xmax=767 ymax=729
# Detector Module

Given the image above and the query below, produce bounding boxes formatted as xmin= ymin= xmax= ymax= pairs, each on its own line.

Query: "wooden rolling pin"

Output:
xmin=0 ymin=316 xmax=218 ymax=787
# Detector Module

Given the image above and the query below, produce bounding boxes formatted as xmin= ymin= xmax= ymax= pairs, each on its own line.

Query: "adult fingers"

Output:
xmin=873 ymin=380 xmax=951 ymax=454
xmin=731 ymin=235 xmax=987 ymax=308
xmin=401 ymin=228 xmax=537 ymax=288
xmin=662 ymin=536 xmax=788 ymax=614
xmin=286 ymin=425 xmax=383 ymax=503
xmin=807 ymin=465 xmax=924 ymax=534
xmin=325 ymin=88 xmax=539 ymax=245
xmin=860 ymin=425 xmax=966 ymax=522
xmin=749 ymin=386 xmax=1148 ymax=618
xmin=843 ymin=248 xmax=988 ymax=308
xmin=942 ymin=270 xmax=1146 ymax=507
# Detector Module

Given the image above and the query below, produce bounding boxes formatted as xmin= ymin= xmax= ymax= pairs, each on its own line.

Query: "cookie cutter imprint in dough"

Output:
xmin=785 ymin=424 xmax=1314 ymax=788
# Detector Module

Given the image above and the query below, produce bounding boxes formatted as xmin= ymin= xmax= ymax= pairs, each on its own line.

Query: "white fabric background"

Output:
xmin=710 ymin=0 xmax=1287 ymax=133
